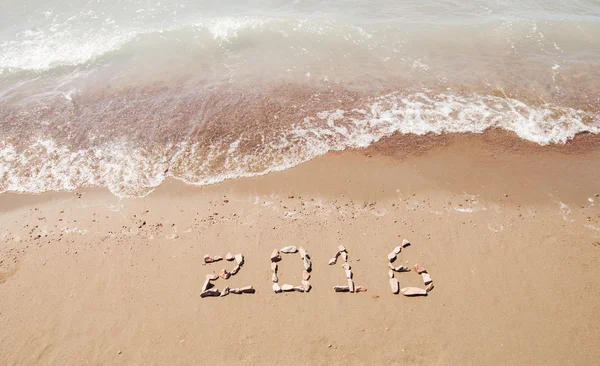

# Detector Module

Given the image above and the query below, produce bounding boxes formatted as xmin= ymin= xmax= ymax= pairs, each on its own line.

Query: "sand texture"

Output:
xmin=1 ymin=134 xmax=599 ymax=365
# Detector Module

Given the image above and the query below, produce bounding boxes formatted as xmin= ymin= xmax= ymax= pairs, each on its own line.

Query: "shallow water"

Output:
xmin=1 ymin=0 xmax=599 ymax=196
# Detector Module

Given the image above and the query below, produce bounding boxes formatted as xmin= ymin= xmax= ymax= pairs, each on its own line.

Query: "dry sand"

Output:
xmin=1 ymin=132 xmax=599 ymax=365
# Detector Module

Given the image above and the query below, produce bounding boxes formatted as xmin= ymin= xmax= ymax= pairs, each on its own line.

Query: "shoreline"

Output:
xmin=0 ymin=132 xmax=599 ymax=364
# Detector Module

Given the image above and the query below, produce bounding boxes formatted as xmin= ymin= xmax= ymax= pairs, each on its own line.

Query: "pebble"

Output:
xmin=230 ymin=288 xmax=242 ymax=294
xmin=281 ymin=246 xmax=297 ymax=253
xmin=200 ymin=288 xmax=220 ymax=298
xmin=426 ymin=283 xmax=435 ymax=292
xmin=219 ymin=269 xmax=231 ymax=280
xmin=414 ymin=264 xmax=427 ymax=274
xmin=205 ymin=274 xmax=219 ymax=281
xmin=272 ymin=272 xmax=278 ymax=283
xmin=281 ymin=284 xmax=294 ymax=292
xmin=273 ymin=283 xmax=282 ymax=293
xmin=271 ymin=249 xmax=282 ymax=262
xmin=203 ymin=254 xmax=215 ymax=264
xmin=340 ymin=251 xmax=348 ymax=262
xmin=201 ymin=279 xmax=211 ymax=292
xmin=355 ymin=286 xmax=367 ymax=293
xmin=341 ymin=263 xmax=351 ymax=270
xmin=225 ymin=252 xmax=234 ymax=261
xmin=235 ymin=253 xmax=244 ymax=265
xmin=212 ymin=255 xmax=223 ymax=262
xmin=337 ymin=244 xmax=346 ymax=252
xmin=400 ymin=287 xmax=427 ymax=296
xmin=387 ymin=252 xmax=397 ymax=262
xmin=328 ymin=258 xmax=337 ymax=265
xmin=231 ymin=265 xmax=241 ymax=276
xmin=389 ymin=278 xmax=399 ymax=294
xmin=240 ymin=286 xmax=255 ymax=294
xmin=220 ymin=286 xmax=230 ymax=297
xmin=388 ymin=270 xmax=394 ymax=278
xmin=422 ymin=273 xmax=433 ymax=285
xmin=271 ymin=262 xmax=278 ymax=272
xmin=402 ymin=239 xmax=411 ymax=247
xmin=302 ymin=280 xmax=312 ymax=292
xmin=303 ymin=270 xmax=311 ymax=280
xmin=345 ymin=269 xmax=353 ymax=279
xmin=393 ymin=266 xmax=411 ymax=272
xmin=299 ymin=247 xmax=307 ymax=259
xmin=334 ymin=286 xmax=350 ymax=292
xmin=293 ymin=286 xmax=305 ymax=292
xmin=348 ymin=279 xmax=355 ymax=293
xmin=303 ymin=256 xmax=312 ymax=271
xmin=393 ymin=246 xmax=402 ymax=254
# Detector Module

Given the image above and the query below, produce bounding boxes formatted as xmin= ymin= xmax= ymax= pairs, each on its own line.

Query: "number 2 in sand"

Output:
xmin=200 ymin=252 xmax=255 ymax=298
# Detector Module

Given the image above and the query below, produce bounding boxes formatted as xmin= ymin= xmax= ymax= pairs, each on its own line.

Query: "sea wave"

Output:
xmin=1 ymin=91 xmax=597 ymax=197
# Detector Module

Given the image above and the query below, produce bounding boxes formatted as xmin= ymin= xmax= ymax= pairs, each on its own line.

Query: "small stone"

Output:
xmin=395 ymin=266 xmax=411 ymax=272
xmin=240 ymin=286 xmax=255 ymax=294
xmin=230 ymin=265 xmax=241 ymax=276
xmin=303 ymin=270 xmax=310 ymax=281
xmin=272 ymin=272 xmax=278 ymax=283
xmin=225 ymin=252 xmax=234 ymax=261
xmin=422 ymin=273 xmax=433 ymax=285
xmin=293 ymin=286 xmax=305 ymax=292
xmin=337 ymin=244 xmax=346 ymax=252
xmin=273 ymin=283 xmax=282 ymax=293
xmin=388 ymin=270 xmax=394 ymax=278
xmin=388 ymin=263 xmax=395 ymax=270
xmin=414 ymin=264 xmax=427 ymax=274
xmin=281 ymin=284 xmax=294 ymax=292
xmin=220 ymin=286 xmax=230 ymax=297
xmin=304 ymin=256 xmax=312 ymax=271
xmin=425 ymin=283 xmax=434 ymax=292
xmin=271 ymin=262 xmax=278 ymax=272
xmin=302 ymin=280 xmax=311 ymax=292
xmin=200 ymin=288 xmax=220 ymax=298
xmin=328 ymin=258 xmax=337 ymax=265
xmin=341 ymin=263 xmax=351 ymax=270
xmin=393 ymin=246 xmax=402 ymax=254
xmin=203 ymin=254 xmax=214 ymax=264
xmin=235 ymin=253 xmax=244 ymax=265
xmin=402 ymin=239 xmax=411 ymax=247
xmin=389 ymin=278 xmax=399 ymax=294
xmin=230 ymin=288 xmax=242 ymax=294
xmin=206 ymin=274 xmax=219 ymax=281
xmin=348 ymin=279 xmax=355 ymax=293
xmin=220 ymin=269 xmax=231 ymax=280
xmin=340 ymin=251 xmax=348 ymax=262
xmin=201 ymin=279 xmax=211 ymax=292
xmin=334 ymin=251 xmax=341 ymax=259
xmin=299 ymin=247 xmax=306 ymax=259
xmin=334 ymin=286 xmax=350 ymax=292
xmin=388 ymin=252 xmax=397 ymax=262
xmin=281 ymin=246 xmax=297 ymax=253
xmin=400 ymin=287 xmax=427 ymax=296
xmin=212 ymin=255 xmax=223 ymax=262
xmin=355 ymin=286 xmax=367 ymax=293
xmin=271 ymin=249 xmax=282 ymax=262
xmin=345 ymin=269 xmax=352 ymax=279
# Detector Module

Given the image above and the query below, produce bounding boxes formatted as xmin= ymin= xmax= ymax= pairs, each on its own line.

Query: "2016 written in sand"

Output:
xmin=200 ymin=241 xmax=434 ymax=298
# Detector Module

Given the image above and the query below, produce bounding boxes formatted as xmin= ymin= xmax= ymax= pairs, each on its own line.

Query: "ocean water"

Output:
xmin=1 ymin=0 xmax=599 ymax=197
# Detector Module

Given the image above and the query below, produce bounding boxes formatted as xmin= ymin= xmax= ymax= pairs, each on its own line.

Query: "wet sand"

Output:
xmin=0 ymin=132 xmax=599 ymax=365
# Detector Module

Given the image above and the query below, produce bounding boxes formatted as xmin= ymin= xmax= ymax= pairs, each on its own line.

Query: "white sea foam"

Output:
xmin=0 ymin=91 xmax=598 ymax=198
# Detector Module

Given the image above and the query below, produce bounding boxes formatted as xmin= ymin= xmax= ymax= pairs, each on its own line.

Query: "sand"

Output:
xmin=1 ymin=132 xmax=599 ymax=365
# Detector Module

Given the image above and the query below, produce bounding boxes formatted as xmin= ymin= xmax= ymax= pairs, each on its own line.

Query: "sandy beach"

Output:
xmin=1 ymin=132 xmax=599 ymax=365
